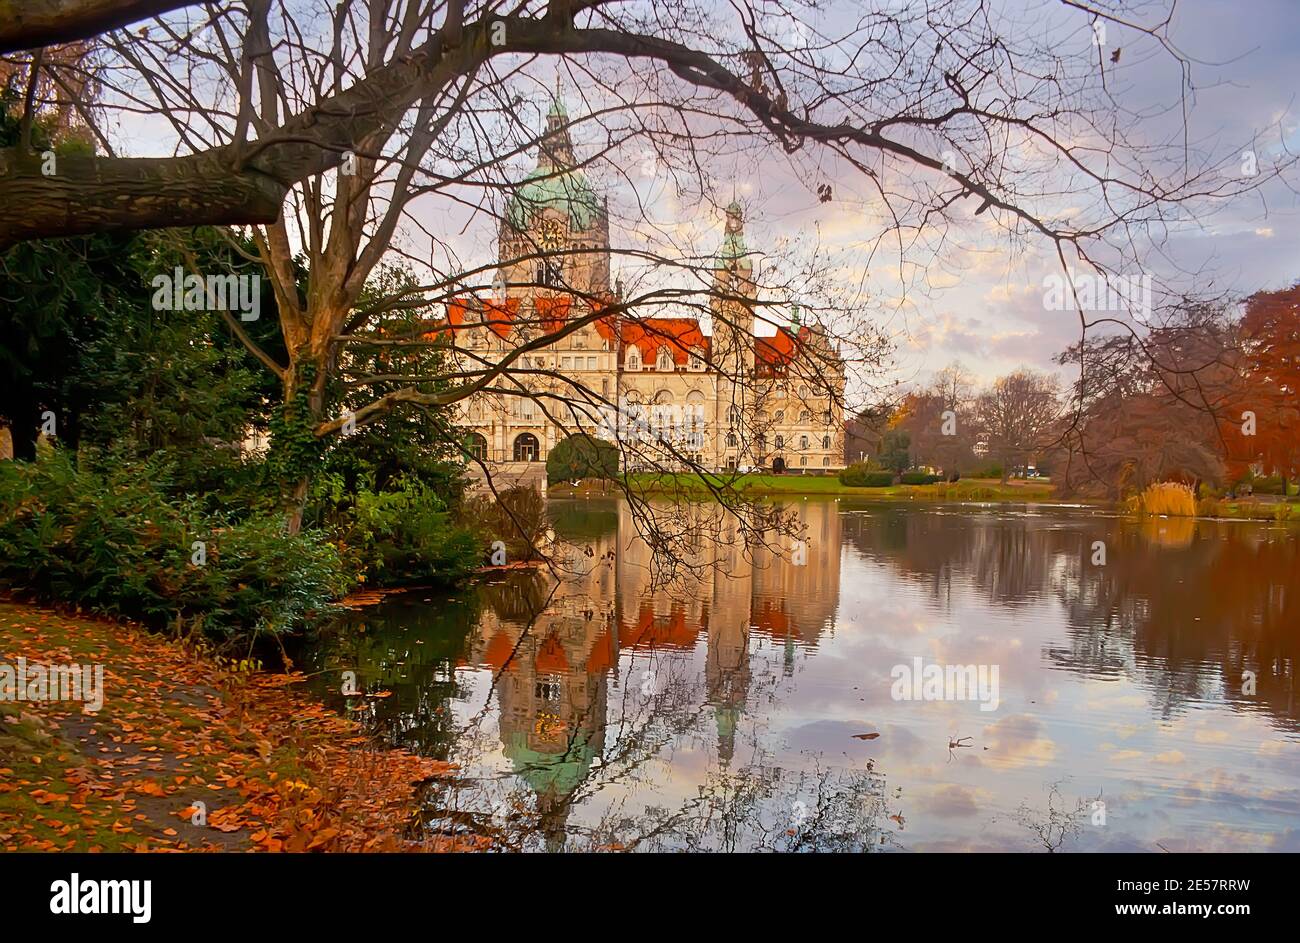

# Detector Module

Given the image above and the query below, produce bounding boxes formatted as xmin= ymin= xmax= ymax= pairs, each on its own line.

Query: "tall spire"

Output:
xmin=539 ymin=78 xmax=574 ymax=170
xmin=716 ymin=199 xmax=750 ymax=272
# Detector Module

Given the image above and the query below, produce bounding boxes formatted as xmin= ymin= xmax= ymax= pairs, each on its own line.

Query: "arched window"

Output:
xmin=799 ymin=409 xmax=810 ymax=422
xmin=799 ymin=435 xmax=809 ymax=450
xmin=775 ymin=434 xmax=785 ymax=450
xmin=728 ymin=405 xmax=742 ymax=426
xmin=686 ymin=390 xmax=705 ymax=427
xmin=627 ymin=348 xmax=641 ymax=371
xmin=726 ymin=432 xmax=738 ymax=448
xmin=513 ymin=433 xmax=539 ymax=462
xmin=656 ymin=347 xmax=674 ymax=371
xmin=775 ymin=409 xmax=785 ymax=422
xmin=463 ymin=432 xmax=488 ymax=461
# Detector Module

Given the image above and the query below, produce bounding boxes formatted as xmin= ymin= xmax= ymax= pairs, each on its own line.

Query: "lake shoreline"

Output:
xmin=548 ymin=476 xmax=1300 ymax=522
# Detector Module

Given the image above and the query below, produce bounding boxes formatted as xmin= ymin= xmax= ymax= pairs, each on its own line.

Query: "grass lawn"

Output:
xmin=622 ymin=472 xmax=1059 ymax=502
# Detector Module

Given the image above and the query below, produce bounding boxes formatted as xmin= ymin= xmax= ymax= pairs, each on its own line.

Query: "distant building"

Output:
xmin=444 ymin=92 xmax=846 ymax=476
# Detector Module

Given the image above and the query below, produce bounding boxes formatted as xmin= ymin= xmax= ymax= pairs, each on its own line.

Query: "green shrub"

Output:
xmin=0 ymin=445 xmax=349 ymax=642
xmin=329 ymin=474 xmax=480 ymax=586
xmin=839 ymin=464 xmax=895 ymax=487
xmin=546 ymin=435 xmax=619 ymax=485
xmin=965 ymin=463 xmax=1004 ymax=479
xmin=1248 ymin=474 xmax=1287 ymax=495
xmin=900 ymin=472 xmax=943 ymax=485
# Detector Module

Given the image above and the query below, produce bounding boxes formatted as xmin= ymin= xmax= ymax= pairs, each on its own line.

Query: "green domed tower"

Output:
xmin=498 ymin=85 xmax=610 ymax=299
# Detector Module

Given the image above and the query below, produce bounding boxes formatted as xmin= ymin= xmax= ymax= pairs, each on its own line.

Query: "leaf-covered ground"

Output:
xmin=0 ymin=602 xmax=485 ymax=852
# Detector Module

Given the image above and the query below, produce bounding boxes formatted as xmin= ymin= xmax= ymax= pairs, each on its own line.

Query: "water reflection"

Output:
xmin=301 ymin=500 xmax=1300 ymax=852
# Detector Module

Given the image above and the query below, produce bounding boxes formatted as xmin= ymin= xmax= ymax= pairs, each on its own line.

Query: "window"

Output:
xmin=800 ymin=456 xmax=807 ymax=466
xmin=513 ymin=433 xmax=540 ymax=462
xmin=728 ymin=405 xmax=742 ymax=425
xmin=822 ymin=435 xmax=831 ymax=450
xmin=627 ymin=349 xmax=641 ymax=371
xmin=799 ymin=409 xmax=810 ymax=422
xmin=775 ymin=409 xmax=785 ymax=422
xmin=823 ymin=457 xmax=830 ymax=467
xmin=775 ymin=434 xmax=784 ymax=449
xmin=799 ymin=435 xmax=809 ymax=450
xmin=561 ymin=356 xmax=572 ymax=369
xmin=656 ymin=348 xmax=674 ymax=372
xmin=726 ymin=432 xmax=738 ymax=448
xmin=601 ymin=378 xmax=610 ymax=396
xmin=689 ymin=350 xmax=704 ymax=371
xmin=587 ymin=357 xmax=597 ymax=370
xmin=463 ymin=432 xmax=488 ymax=460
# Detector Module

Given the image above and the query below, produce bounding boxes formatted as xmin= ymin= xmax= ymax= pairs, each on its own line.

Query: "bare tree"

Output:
xmin=1 ymin=0 xmax=1292 ymax=551
xmin=976 ymin=368 xmax=1061 ymax=482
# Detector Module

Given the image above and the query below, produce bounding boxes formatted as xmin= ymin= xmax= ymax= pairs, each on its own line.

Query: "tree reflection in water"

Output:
xmin=300 ymin=498 xmax=1299 ymax=851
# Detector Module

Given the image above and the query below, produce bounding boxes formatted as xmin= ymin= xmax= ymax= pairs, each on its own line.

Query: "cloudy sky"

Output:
xmin=430 ymin=0 xmax=1300 ymax=390
xmin=109 ymin=0 xmax=1300 ymax=391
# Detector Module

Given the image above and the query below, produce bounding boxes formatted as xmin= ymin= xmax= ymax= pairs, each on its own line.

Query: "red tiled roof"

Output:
xmin=534 ymin=295 xmax=572 ymax=334
xmin=618 ymin=317 xmax=709 ymax=366
xmin=755 ymin=326 xmax=808 ymax=368
xmin=445 ymin=297 xmax=521 ymax=339
xmin=444 ymin=294 xmax=614 ymax=341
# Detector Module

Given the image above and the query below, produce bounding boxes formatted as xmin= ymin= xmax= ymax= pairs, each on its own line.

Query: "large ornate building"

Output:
xmin=448 ymin=93 xmax=845 ymax=476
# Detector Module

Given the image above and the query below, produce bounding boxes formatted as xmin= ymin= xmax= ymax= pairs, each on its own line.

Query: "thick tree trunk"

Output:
xmin=0 ymin=0 xmax=198 ymax=54
xmin=0 ymin=149 xmax=286 ymax=248
xmin=278 ymin=340 xmax=331 ymax=535
xmin=285 ymin=477 xmax=310 ymax=535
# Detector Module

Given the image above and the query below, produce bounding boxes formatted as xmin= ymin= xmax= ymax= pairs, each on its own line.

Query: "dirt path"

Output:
xmin=0 ymin=602 xmax=482 ymax=852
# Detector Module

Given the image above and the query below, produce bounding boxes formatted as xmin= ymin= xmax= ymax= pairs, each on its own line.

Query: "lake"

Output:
xmin=299 ymin=498 xmax=1300 ymax=851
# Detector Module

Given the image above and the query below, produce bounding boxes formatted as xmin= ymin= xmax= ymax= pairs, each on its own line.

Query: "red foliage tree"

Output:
xmin=1224 ymin=285 xmax=1300 ymax=491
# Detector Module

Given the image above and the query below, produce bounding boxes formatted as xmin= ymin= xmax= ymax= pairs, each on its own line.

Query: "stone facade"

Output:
xmin=449 ymin=94 xmax=846 ymax=476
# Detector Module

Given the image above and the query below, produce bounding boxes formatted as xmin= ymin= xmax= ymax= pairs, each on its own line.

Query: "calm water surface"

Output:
xmin=300 ymin=499 xmax=1300 ymax=851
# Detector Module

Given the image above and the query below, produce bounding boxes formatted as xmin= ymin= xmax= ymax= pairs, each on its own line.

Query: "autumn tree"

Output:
xmin=1051 ymin=300 xmax=1239 ymax=498
xmin=1223 ymin=284 xmax=1300 ymax=492
xmin=898 ymin=361 xmax=977 ymax=478
xmin=976 ymin=369 xmax=1060 ymax=483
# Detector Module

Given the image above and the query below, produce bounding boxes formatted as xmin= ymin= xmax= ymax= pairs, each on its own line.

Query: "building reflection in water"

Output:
xmin=468 ymin=498 xmax=842 ymax=841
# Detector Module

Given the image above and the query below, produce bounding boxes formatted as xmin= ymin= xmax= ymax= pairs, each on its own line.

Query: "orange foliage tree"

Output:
xmin=1224 ymin=285 xmax=1300 ymax=491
